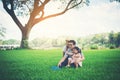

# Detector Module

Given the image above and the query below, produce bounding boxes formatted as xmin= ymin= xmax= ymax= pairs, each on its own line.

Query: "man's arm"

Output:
xmin=81 ymin=54 xmax=85 ymax=61
xmin=66 ymin=51 xmax=73 ymax=56
xmin=57 ymin=56 xmax=67 ymax=66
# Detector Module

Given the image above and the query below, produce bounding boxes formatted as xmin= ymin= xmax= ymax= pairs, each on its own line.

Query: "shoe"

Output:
xmin=66 ymin=65 xmax=70 ymax=67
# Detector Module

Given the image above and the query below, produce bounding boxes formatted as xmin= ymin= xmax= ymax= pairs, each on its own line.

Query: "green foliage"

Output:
xmin=108 ymin=31 xmax=120 ymax=48
xmin=0 ymin=24 xmax=6 ymax=39
xmin=29 ymin=37 xmax=66 ymax=49
xmin=116 ymin=32 xmax=120 ymax=47
xmin=28 ymin=32 xmax=120 ymax=49
xmin=2 ymin=39 xmax=20 ymax=45
xmin=110 ymin=0 xmax=120 ymax=2
xmin=1 ymin=32 xmax=120 ymax=49
xmin=90 ymin=44 xmax=98 ymax=49
xmin=23 ymin=39 xmax=29 ymax=48
xmin=109 ymin=31 xmax=115 ymax=44
xmin=109 ymin=44 xmax=116 ymax=49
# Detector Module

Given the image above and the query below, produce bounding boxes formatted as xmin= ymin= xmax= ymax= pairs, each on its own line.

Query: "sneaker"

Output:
xmin=78 ymin=62 xmax=82 ymax=67
xmin=66 ymin=65 xmax=70 ymax=67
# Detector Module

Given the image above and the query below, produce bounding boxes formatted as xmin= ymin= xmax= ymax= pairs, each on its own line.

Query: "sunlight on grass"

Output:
xmin=0 ymin=49 xmax=120 ymax=80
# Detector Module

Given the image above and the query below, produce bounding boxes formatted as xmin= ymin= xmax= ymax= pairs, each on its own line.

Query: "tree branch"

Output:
xmin=67 ymin=0 xmax=83 ymax=10
xmin=34 ymin=0 xmax=39 ymax=9
xmin=25 ymin=3 xmax=32 ymax=13
xmin=2 ymin=0 xmax=24 ymax=31
xmin=33 ymin=0 xmax=83 ymax=25
xmin=65 ymin=0 xmax=74 ymax=10
xmin=34 ymin=0 xmax=50 ymax=15
xmin=42 ymin=10 xmax=67 ymax=21
xmin=41 ymin=10 xmax=44 ymax=18
xmin=10 ymin=0 xmax=14 ymax=11
xmin=40 ymin=0 xmax=43 ymax=4
xmin=2 ymin=0 xmax=10 ymax=13
xmin=30 ymin=0 xmax=50 ymax=26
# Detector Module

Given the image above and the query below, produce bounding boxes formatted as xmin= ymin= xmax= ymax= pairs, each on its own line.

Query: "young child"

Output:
xmin=67 ymin=47 xmax=83 ymax=68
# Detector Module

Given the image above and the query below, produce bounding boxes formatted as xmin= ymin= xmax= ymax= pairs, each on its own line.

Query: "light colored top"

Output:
xmin=64 ymin=48 xmax=73 ymax=58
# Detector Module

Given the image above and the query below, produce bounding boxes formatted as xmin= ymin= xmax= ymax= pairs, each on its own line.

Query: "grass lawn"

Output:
xmin=0 ymin=49 xmax=120 ymax=80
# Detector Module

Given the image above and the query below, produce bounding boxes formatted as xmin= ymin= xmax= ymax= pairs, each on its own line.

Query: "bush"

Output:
xmin=90 ymin=45 xmax=98 ymax=49
xmin=109 ymin=44 xmax=116 ymax=49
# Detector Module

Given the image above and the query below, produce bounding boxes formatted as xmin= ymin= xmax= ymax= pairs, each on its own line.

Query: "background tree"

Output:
xmin=110 ymin=0 xmax=120 ymax=2
xmin=0 ymin=24 xmax=6 ymax=40
xmin=1 ymin=0 xmax=89 ymax=48
xmin=114 ymin=32 xmax=120 ymax=47
xmin=109 ymin=31 xmax=115 ymax=45
xmin=2 ymin=39 xmax=20 ymax=45
xmin=0 ymin=24 xmax=6 ymax=45
xmin=116 ymin=32 xmax=120 ymax=47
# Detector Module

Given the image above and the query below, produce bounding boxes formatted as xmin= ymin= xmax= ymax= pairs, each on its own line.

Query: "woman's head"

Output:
xmin=72 ymin=47 xmax=81 ymax=54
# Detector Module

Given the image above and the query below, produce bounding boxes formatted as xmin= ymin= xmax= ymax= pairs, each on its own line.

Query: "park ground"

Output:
xmin=0 ymin=49 xmax=120 ymax=80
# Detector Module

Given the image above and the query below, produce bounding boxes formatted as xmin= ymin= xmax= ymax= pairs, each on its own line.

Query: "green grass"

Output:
xmin=0 ymin=49 xmax=120 ymax=80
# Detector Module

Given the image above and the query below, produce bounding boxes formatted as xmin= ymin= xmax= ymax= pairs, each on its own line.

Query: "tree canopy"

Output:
xmin=1 ymin=0 xmax=89 ymax=48
xmin=110 ymin=0 xmax=120 ymax=2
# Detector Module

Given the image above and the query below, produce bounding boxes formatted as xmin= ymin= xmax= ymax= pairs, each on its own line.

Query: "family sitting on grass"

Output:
xmin=58 ymin=40 xmax=85 ymax=69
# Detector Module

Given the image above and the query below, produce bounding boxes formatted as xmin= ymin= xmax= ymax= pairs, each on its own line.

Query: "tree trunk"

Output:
xmin=20 ymin=27 xmax=31 ymax=49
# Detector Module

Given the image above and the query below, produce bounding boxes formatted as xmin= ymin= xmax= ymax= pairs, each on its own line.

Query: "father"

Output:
xmin=58 ymin=40 xmax=84 ymax=68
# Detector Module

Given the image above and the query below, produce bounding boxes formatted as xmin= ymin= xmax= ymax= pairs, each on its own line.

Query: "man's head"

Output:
xmin=68 ymin=40 xmax=76 ymax=49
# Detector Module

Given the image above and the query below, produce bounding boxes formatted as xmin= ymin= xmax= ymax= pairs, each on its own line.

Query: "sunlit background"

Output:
xmin=0 ymin=0 xmax=119 ymax=39
xmin=0 ymin=0 xmax=120 ymax=49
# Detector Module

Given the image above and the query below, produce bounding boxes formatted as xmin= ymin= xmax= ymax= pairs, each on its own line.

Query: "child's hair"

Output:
xmin=73 ymin=47 xmax=81 ymax=53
